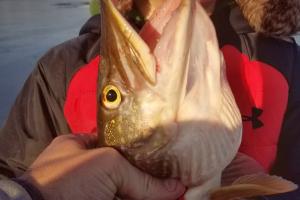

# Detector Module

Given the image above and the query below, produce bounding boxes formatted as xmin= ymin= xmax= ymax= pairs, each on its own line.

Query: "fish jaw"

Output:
xmin=99 ymin=0 xmax=157 ymax=86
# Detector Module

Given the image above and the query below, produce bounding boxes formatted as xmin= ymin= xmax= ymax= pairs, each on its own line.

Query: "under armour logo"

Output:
xmin=242 ymin=107 xmax=264 ymax=129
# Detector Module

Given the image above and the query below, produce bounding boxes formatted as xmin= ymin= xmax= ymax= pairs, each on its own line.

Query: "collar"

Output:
xmin=229 ymin=5 xmax=255 ymax=35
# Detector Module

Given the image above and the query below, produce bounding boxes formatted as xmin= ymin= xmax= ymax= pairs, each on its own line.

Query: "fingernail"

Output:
xmin=164 ymin=179 xmax=179 ymax=192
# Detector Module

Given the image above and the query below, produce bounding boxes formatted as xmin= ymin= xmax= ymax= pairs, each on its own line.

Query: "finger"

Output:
xmin=51 ymin=134 xmax=98 ymax=151
xmin=73 ymin=133 xmax=99 ymax=149
xmin=109 ymin=152 xmax=185 ymax=200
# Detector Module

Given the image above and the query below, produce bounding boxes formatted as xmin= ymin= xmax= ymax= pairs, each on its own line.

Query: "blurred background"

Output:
xmin=0 ymin=0 xmax=90 ymax=126
xmin=0 ymin=0 xmax=299 ymax=126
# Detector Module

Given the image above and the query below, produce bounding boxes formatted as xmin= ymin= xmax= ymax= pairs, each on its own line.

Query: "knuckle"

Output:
xmin=103 ymin=148 xmax=123 ymax=160
xmin=91 ymin=147 xmax=127 ymax=180
xmin=52 ymin=135 xmax=72 ymax=144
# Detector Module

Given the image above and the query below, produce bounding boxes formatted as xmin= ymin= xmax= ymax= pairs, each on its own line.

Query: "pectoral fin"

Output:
xmin=210 ymin=174 xmax=298 ymax=200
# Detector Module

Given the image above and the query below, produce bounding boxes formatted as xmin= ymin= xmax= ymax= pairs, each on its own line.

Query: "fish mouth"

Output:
xmin=99 ymin=0 xmax=185 ymax=87
xmin=99 ymin=0 xmax=157 ymax=86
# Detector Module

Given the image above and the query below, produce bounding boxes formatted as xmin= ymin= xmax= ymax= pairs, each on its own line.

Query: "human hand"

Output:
xmin=19 ymin=134 xmax=185 ymax=200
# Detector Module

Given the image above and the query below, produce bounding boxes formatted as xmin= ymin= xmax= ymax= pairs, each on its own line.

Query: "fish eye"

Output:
xmin=102 ymin=85 xmax=122 ymax=109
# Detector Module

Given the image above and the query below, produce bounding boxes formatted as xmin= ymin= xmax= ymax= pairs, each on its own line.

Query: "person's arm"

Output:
xmin=0 ymin=18 xmax=101 ymax=178
xmin=0 ymin=14 xmax=101 ymax=179
xmin=0 ymin=59 xmax=70 ymax=178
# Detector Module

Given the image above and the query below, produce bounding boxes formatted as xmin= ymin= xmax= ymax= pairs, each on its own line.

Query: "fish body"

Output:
xmin=97 ymin=0 xmax=296 ymax=199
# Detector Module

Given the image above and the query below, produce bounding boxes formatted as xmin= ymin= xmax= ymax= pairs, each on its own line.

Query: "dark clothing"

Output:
xmin=0 ymin=15 xmax=101 ymax=178
xmin=0 ymin=179 xmax=32 ymax=200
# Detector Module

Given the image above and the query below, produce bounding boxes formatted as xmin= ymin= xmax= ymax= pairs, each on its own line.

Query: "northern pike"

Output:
xmin=97 ymin=0 xmax=297 ymax=199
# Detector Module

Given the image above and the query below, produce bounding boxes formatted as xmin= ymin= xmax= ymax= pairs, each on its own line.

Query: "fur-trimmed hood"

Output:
xmin=235 ymin=0 xmax=300 ymax=36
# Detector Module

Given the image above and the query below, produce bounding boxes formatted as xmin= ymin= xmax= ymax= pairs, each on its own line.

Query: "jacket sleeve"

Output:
xmin=0 ymin=15 xmax=100 ymax=179
xmin=0 ymin=180 xmax=32 ymax=200
xmin=0 ymin=20 xmax=101 ymax=178
xmin=0 ymin=58 xmax=71 ymax=178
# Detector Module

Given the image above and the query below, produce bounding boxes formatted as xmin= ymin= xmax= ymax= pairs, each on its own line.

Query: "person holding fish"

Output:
xmin=0 ymin=0 xmax=299 ymax=199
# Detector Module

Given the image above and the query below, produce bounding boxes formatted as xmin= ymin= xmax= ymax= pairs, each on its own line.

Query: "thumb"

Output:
xmin=111 ymin=154 xmax=185 ymax=200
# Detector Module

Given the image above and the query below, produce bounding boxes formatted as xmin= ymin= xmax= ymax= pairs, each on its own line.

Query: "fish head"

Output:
xmin=97 ymin=0 xmax=169 ymax=150
xmin=97 ymin=0 xmax=242 ymax=185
